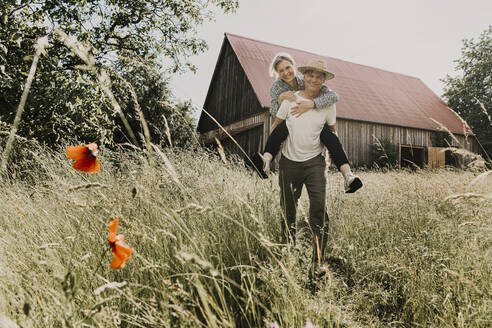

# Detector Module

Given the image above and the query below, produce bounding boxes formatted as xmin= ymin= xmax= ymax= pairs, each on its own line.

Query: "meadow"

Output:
xmin=0 ymin=144 xmax=490 ymax=327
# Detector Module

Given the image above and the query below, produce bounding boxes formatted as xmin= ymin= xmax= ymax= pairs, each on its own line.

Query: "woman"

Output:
xmin=259 ymin=53 xmax=362 ymax=193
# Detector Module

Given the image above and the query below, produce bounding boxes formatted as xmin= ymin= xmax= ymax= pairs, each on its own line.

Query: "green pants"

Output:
xmin=279 ymin=153 xmax=329 ymax=264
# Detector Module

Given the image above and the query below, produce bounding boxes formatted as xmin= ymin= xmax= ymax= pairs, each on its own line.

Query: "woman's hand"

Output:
xmin=278 ymin=91 xmax=296 ymax=104
xmin=291 ymin=100 xmax=314 ymax=117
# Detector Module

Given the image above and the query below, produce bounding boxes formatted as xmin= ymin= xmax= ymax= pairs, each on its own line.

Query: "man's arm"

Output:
xmin=325 ymin=104 xmax=337 ymax=134
xmin=327 ymin=124 xmax=337 ymax=135
xmin=270 ymin=117 xmax=284 ymax=132
xmin=273 ymin=97 xmax=290 ymax=130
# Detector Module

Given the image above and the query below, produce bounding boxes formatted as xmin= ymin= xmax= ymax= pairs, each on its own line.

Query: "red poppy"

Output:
xmin=66 ymin=143 xmax=100 ymax=173
xmin=107 ymin=218 xmax=133 ymax=269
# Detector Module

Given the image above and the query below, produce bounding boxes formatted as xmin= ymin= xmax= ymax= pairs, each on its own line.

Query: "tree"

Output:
xmin=442 ymin=26 xmax=492 ymax=157
xmin=0 ymin=0 xmax=238 ymax=148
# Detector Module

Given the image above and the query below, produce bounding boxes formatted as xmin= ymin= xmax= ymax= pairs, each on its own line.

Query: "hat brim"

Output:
xmin=298 ymin=66 xmax=335 ymax=80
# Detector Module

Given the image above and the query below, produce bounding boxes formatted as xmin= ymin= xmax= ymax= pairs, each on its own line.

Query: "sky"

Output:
xmin=169 ymin=0 xmax=492 ymax=119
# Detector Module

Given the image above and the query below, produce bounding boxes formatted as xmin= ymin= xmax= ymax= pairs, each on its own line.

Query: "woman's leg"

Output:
xmin=319 ymin=124 xmax=349 ymax=170
xmin=264 ymin=120 xmax=289 ymax=156
xmin=320 ymin=124 xmax=363 ymax=193
xmin=259 ymin=120 xmax=290 ymax=172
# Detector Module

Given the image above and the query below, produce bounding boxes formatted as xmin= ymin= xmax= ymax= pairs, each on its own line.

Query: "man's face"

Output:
xmin=304 ymin=70 xmax=326 ymax=92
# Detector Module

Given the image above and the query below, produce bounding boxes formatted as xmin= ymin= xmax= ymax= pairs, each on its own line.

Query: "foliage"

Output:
xmin=109 ymin=61 xmax=199 ymax=148
xmin=0 ymin=0 xmax=238 ymax=148
xmin=0 ymin=145 xmax=490 ymax=326
xmin=370 ymin=137 xmax=398 ymax=168
xmin=442 ymin=25 xmax=492 ymax=158
xmin=431 ymin=130 xmax=454 ymax=148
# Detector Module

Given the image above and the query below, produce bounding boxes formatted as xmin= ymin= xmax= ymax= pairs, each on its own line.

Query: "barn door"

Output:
xmin=428 ymin=147 xmax=445 ymax=168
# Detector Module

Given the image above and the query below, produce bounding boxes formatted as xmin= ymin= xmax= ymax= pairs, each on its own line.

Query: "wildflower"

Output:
xmin=66 ymin=143 xmax=100 ymax=173
xmin=269 ymin=322 xmax=279 ymax=328
xmin=107 ymin=218 xmax=133 ymax=269
xmin=303 ymin=319 xmax=318 ymax=328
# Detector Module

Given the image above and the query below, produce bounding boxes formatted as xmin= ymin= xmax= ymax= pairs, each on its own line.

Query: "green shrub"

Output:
xmin=370 ymin=137 xmax=398 ymax=168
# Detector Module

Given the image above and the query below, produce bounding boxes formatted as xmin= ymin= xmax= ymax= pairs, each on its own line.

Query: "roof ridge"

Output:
xmin=224 ymin=32 xmax=421 ymax=81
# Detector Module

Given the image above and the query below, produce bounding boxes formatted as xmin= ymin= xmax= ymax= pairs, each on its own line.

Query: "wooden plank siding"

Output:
xmin=202 ymin=112 xmax=478 ymax=166
xmin=220 ymin=125 xmax=265 ymax=158
xmin=200 ymin=112 xmax=269 ymax=144
xmin=335 ymin=118 xmax=478 ymax=166
xmin=198 ymin=39 xmax=265 ymax=133
xmin=428 ymin=147 xmax=446 ymax=168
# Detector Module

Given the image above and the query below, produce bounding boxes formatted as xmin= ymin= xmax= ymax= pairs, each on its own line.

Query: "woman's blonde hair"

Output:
xmin=269 ymin=52 xmax=296 ymax=78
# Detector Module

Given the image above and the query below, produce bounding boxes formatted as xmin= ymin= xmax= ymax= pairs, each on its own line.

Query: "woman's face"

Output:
xmin=276 ymin=60 xmax=295 ymax=83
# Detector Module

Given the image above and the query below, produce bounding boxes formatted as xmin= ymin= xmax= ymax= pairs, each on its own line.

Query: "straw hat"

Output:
xmin=297 ymin=59 xmax=335 ymax=80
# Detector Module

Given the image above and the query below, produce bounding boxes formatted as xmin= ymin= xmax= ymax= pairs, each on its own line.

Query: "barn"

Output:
xmin=197 ymin=33 xmax=479 ymax=168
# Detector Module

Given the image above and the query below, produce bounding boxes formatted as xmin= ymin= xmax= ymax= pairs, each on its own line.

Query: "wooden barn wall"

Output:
xmin=220 ymin=125 xmax=264 ymax=158
xmin=200 ymin=111 xmax=269 ymax=145
xmin=336 ymin=118 xmax=479 ymax=166
xmin=198 ymin=40 xmax=263 ymax=133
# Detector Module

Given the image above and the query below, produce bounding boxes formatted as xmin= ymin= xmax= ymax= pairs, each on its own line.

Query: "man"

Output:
xmin=274 ymin=59 xmax=336 ymax=276
xmin=254 ymin=52 xmax=362 ymax=194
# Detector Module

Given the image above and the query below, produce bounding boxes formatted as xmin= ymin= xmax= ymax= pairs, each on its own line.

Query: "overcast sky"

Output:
xmin=169 ymin=0 xmax=492 ymax=119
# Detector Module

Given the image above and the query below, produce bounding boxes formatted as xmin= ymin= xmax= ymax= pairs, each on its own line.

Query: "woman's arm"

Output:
xmin=314 ymin=85 xmax=339 ymax=109
xmin=278 ymin=91 xmax=296 ymax=105
xmin=291 ymin=99 xmax=315 ymax=117
xmin=270 ymin=79 xmax=296 ymax=116
xmin=270 ymin=80 xmax=284 ymax=116
xmin=291 ymin=77 xmax=339 ymax=117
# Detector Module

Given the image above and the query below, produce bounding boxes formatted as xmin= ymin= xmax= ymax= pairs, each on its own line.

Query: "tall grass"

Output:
xmin=0 ymin=144 xmax=490 ymax=327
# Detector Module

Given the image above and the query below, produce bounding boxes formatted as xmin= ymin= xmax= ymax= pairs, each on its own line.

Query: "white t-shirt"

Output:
xmin=276 ymin=92 xmax=336 ymax=162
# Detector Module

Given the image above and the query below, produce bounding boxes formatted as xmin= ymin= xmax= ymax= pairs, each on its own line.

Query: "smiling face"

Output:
xmin=275 ymin=60 xmax=296 ymax=85
xmin=303 ymin=70 xmax=326 ymax=93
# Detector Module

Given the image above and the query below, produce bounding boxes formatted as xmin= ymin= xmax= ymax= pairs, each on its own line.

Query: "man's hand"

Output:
xmin=270 ymin=118 xmax=284 ymax=132
xmin=278 ymin=91 xmax=296 ymax=104
xmin=328 ymin=124 xmax=337 ymax=136
xmin=291 ymin=100 xmax=314 ymax=117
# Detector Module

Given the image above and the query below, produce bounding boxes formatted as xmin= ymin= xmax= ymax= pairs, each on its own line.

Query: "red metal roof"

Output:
xmin=225 ymin=33 xmax=471 ymax=135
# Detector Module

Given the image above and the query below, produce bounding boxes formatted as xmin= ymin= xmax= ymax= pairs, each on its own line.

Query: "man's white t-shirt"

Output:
xmin=276 ymin=92 xmax=336 ymax=162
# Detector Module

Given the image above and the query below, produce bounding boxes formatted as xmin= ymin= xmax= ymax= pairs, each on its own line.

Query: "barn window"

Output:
xmin=399 ymin=144 xmax=425 ymax=168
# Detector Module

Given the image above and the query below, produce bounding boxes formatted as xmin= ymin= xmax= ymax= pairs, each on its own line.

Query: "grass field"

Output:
xmin=0 ymin=145 xmax=490 ymax=327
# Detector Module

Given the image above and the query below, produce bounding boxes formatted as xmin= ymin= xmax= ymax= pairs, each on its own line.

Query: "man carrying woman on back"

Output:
xmin=256 ymin=52 xmax=362 ymax=194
